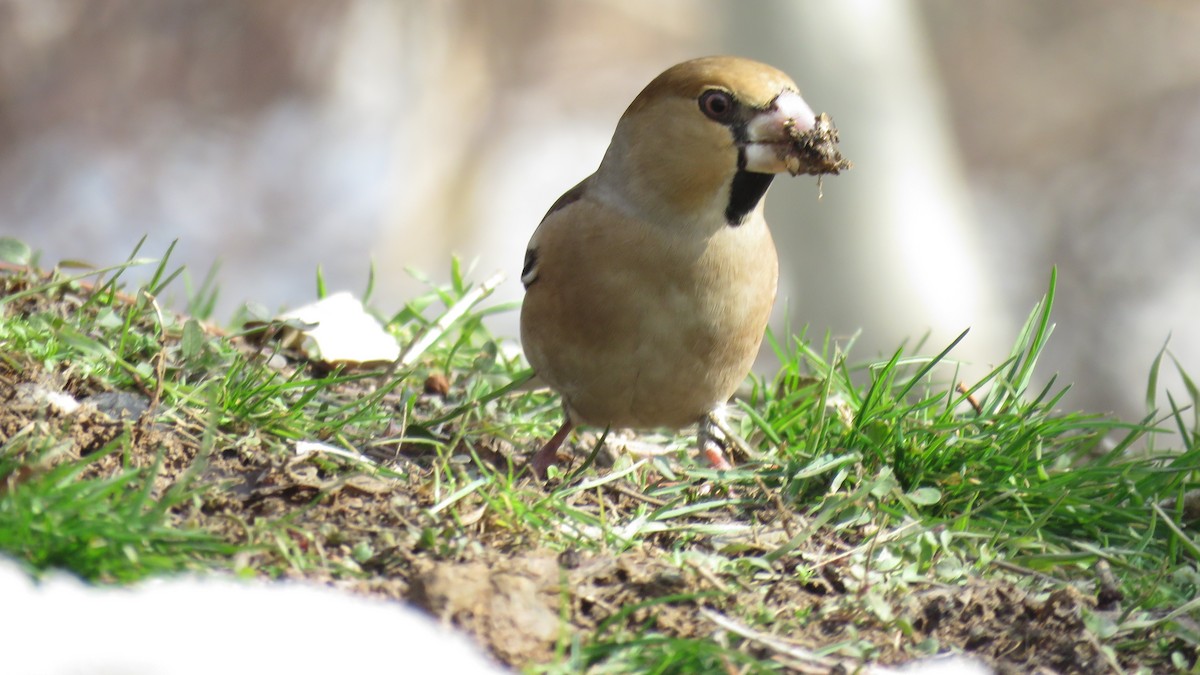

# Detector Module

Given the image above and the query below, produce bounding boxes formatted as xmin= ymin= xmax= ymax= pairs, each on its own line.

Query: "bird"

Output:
xmin=519 ymin=55 xmax=847 ymax=478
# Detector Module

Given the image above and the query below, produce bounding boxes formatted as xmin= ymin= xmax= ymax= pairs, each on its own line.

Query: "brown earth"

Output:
xmin=0 ymin=270 xmax=1173 ymax=674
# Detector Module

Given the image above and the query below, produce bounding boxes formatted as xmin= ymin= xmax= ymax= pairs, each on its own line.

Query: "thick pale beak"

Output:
xmin=742 ymin=90 xmax=817 ymax=174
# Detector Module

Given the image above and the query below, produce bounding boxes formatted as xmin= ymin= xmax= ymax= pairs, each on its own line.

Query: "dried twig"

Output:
xmin=700 ymin=608 xmax=840 ymax=674
xmin=142 ymin=290 xmax=169 ymax=413
xmin=956 ymin=382 xmax=983 ymax=415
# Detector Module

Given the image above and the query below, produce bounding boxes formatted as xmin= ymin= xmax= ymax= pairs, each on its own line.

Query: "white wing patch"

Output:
xmin=520 ymin=247 xmax=539 ymax=288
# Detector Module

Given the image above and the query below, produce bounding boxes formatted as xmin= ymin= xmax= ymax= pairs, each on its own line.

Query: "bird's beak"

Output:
xmin=742 ymin=91 xmax=850 ymax=177
xmin=742 ymin=91 xmax=816 ymax=174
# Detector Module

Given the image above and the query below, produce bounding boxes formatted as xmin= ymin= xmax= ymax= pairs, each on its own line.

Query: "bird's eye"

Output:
xmin=699 ymin=89 xmax=735 ymax=122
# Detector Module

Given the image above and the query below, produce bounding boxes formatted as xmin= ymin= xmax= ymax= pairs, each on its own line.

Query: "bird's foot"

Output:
xmin=698 ymin=411 xmax=734 ymax=470
xmin=700 ymin=440 xmax=734 ymax=470
xmin=699 ymin=408 xmax=767 ymax=470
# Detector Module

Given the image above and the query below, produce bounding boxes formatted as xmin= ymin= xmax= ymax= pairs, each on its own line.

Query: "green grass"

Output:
xmin=0 ymin=437 xmax=231 ymax=583
xmin=0 ymin=239 xmax=1197 ymax=672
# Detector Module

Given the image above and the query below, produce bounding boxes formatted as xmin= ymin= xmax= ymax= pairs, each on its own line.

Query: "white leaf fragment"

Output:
xmin=278 ymin=291 xmax=399 ymax=365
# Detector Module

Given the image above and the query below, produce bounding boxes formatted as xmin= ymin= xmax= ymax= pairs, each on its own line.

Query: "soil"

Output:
xmin=0 ymin=270 xmax=1179 ymax=674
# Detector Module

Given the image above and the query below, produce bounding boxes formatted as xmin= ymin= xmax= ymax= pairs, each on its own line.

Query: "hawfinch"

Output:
xmin=520 ymin=56 xmax=848 ymax=478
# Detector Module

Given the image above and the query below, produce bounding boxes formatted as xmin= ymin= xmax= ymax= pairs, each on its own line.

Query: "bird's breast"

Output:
xmin=521 ymin=205 xmax=778 ymax=431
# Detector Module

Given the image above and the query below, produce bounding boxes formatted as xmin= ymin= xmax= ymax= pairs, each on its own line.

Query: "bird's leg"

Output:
xmin=529 ymin=417 xmax=574 ymax=479
xmin=698 ymin=411 xmax=734 ymax=470
xmin=705 ymin=408 xmax=763 ymax=461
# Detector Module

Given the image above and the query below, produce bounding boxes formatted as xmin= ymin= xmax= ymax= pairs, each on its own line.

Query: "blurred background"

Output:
xmin=2 ymin=0 xmax=1198 ymax=425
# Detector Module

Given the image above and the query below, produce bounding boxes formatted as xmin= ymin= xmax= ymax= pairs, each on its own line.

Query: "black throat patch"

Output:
xmin=725 ymin=166 xmax=775 ymax=226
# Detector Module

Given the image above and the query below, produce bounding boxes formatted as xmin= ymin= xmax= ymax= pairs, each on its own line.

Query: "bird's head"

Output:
xmin=595 ymin=56 xmax=843 ymax=228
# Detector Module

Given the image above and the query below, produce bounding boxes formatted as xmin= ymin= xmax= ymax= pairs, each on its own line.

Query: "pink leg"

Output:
xmin=698 ymin=412 xmax=733 ymax=470
xmin=528 ymin=418 xmax=574 ymax=479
